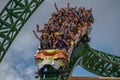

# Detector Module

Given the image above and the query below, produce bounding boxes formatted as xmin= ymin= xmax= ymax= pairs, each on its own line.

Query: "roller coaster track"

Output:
xmin=0 ymin=0 xmax=44 ymax=62
xmin=65 ymin=43 xmax=120 ymax=79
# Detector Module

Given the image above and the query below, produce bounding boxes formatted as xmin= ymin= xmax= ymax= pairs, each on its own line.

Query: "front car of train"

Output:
xmin=35 ymin=49 xmax=68 ymax=70
xmin=34 ymin=49 xmax=68 ymax=79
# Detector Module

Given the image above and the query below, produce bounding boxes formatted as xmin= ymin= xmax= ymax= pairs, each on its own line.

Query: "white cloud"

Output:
xmin=0 ymin=58 xmax=36 ymax=80
xmin=0 ymin=61 xmax=22 ymax=80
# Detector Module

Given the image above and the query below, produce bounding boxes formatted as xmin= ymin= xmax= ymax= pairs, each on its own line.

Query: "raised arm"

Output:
xmin=54 ymin=2 xmax=59 ymax=12
xmin=33 ymin=30 xmax=39 ymax=39
xmin=63 ymin=39 xmax=69 ymax=46
xmin=66 ymin=2 xmax=69 ymax=15
xmin=36 ymin=24 xmax=41 ymax=32
xmin=67 ymin=2 xmax=69 ymax=10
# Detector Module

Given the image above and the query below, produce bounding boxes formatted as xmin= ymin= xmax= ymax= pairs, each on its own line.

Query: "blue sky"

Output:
xmin=0 ymin=0 xmax=120 ymax=80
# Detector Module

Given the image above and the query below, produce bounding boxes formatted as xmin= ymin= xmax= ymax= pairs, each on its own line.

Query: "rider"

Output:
xmin=33 ymin=30 xmax=51 ymax=50
xmin=54 ymin=35 xmax=69 ymax=50
xmin=36 ymin=24 xmax=49 ymax=35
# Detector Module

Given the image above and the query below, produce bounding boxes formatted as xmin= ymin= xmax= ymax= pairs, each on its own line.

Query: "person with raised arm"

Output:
xmin=33 ymin=30 xmax=41 ymax=50
xmin=36 ymin=24 xmax=49 ymax=35
xmin=54 ymin=35 xmax=69 ymax=50
xmin=33 ymin=29 xmax=50 ymax=50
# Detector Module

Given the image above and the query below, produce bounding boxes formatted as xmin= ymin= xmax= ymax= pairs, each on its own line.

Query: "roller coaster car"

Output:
xmin=34 ymin=49 xmax=69 ymax=78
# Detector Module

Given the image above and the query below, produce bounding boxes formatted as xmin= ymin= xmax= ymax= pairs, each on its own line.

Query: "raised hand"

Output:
xmin=36 ymin=24 xmax=41 ymax=32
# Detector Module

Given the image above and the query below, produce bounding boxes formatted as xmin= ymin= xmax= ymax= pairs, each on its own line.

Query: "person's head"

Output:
xmin=50 ymin=26 xmax=55 ymax=31
xmin=62 ymin=23 xmax=66 ymax=28
xmin=51 ymin=13 xmax=57 ymax=19
xmin=43 ymin=34 xmax=48 ymax=39
xmin=74 ymin=18 xmax=78 ymax=24
xmin=58 ymin=11 xmax=63 ymax=17
xmin=83 ymin=7 xmax=85 ymax=11
xmin=66 ymin=18 xmax=70 ymax=23
xmin=58 ymin=18 xmax=62 ymax=24
xmin=55 ymin=25 xmax=59 ymax=30
xmin=57 ymin=35 xmax=62 ymax=40
xmin=70 ymin=27 xmax=74 ymax=30
xmin=69 ymin=14 xmax=74 ymax=20
xmin=60 ymin=8 xmax=65 ymax=13
xmin=84 ymin=22 xmax=88 ymax=27
xmin=63 ymin=35 xmax=68 ymax=39
xmin=50 ymin=19 xmax=55 ymax=24
xmin=44 ymin=24 xmax=48 ymax=29
xmin=90 ymin=8 xmax=92 ymax=12
xmin=78 ymin=23 xmax=82 ymax=27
